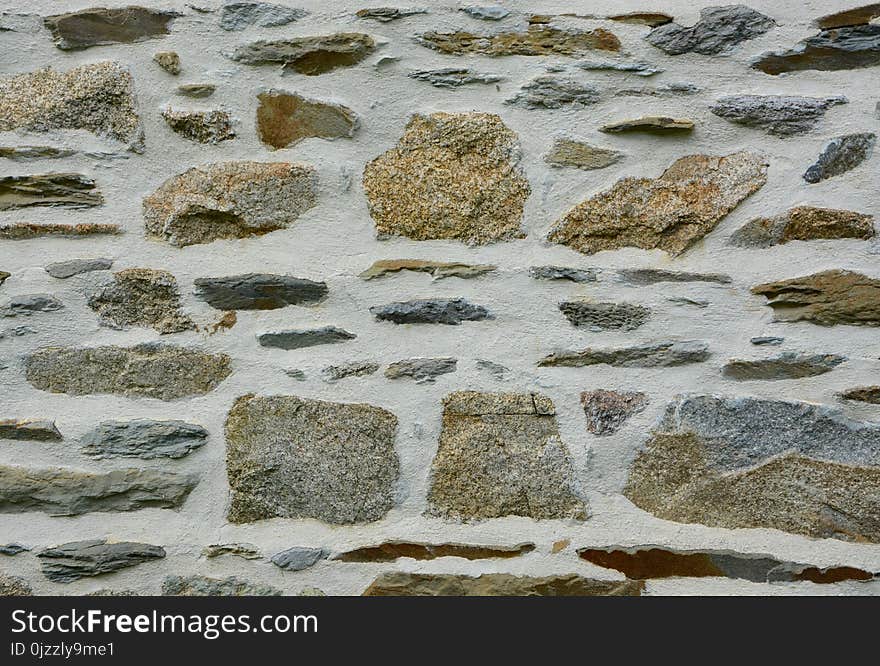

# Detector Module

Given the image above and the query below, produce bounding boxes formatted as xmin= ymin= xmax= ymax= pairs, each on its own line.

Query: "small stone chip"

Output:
xmin=153 ymin=51 xmax=180 ymax=75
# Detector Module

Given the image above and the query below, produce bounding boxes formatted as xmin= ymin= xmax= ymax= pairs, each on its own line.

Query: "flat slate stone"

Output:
xmin=176 ymin=83 xmax=215 ymax=98
xmin=529 ymin=266 xmax=599 ymax=282
xmin=600 ymin=116 xmax=694 ymax=133
xmin=505 ymin=77 xmax=601 ymax=109
xmin=729 ymin=206 xmax=874 ymax=248
xmin=38 ymin=539 xmax=165 ymax=583
xmin=616 ymin=269 xmax=732 ymax=285
xmin=804 ymin=133 xmax=875 ymax=183
xmin=750 ymin=336 xmax=784 ymax=346
xmin=228 ymin=33 xmax=376 ymax=75
xmin=363 ymin=573 xmax=643 ymax=596
xmin=559 ymin=301 xmax=650 ymax=331
xmin=544 ymin=140 xmax=622 ymax=170
xmin=321 ymin=361 xmax=379 ymax=382
xmin=80 ymin=420 xmax=208 ymax=459
xmin=194 ymin=274 xmax=327 ymax=310
xmin=710 ymin=95 xmax=847 ymax=136
xmin=356 ymin=7 xmax=427 ymax=21
xmin=0 ymin=223 xmax=120 ymax=240
xmin=257 ymin=91 xmax=357 ymax=149
xmin=219 ymin=2 xmax=306 ymax=31
xmin=0 ymin=543 xmax=29 ymax=556
xmin=384 ymin=357 xmax=457 ymax=383
xmin=753 ymin=24 xmax=880 ymax=74
xmin=335 ymin=541 xmax=534 ymax=562
xmin=46 ymin=258 xmax=113 ymax=279
xmin=646 ymin=5 xmax=775 ymax=55
xmin=370 ymin=298 xmax=492 ymax=325
xmin=270 ymin=547 xmax=327 ymax=571
xmin=359 ymin=259 xmax=496 ymax=281
xmin=408 ymin=68 xmax=503 ymax=88
xmin=816 ymin=4 xmax=880 ymax=29
xmin=722 ymin=353 xmax=846 ymax=380
xmin=44 ymin=7 xmax=178 ymax=50
xmin=202 ymin=543 xmax=262 ymax=560
xmin=0 ymin=419 xmax=62 ymax=442
xmin=1 ymin=294 xmax=64 ymax=317
xmin=540 ymin=341 xmax=710 ymax=368
xmin=581 ymin=390 xmax=648 ymax=435
xmin=163 ymin=575 xmax=281 ymax=596
xmin=258 ymin=327 xmax=355 ymax=350
xmin=0 ymin=174 xmax=102 ymax=210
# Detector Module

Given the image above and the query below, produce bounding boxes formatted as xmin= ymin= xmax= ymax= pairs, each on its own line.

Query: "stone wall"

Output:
xmin=1 ymin=0 xmax=879 ymax=596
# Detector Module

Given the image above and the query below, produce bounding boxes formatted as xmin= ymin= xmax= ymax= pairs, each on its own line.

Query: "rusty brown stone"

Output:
xmin=334 ymin=542 xmax=535 ymax=562
xmin=256 ymin=91 xmax=357 ymax=149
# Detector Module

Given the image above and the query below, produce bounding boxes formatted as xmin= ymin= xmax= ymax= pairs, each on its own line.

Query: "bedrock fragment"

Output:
xmin=163 ymin=575 xmax=281 ymax=596
xmin=0 ymin=174 xmax=102 ymax=210
xmin=710 ymin=95 xmax=847 ymax=136
xmin=559 ymin=301 xmax=650 ymax=331
xmin=1 ymin=294 xmax=63 ymax=317
xmin=44 ymin=7 xmax=178 ymax=50
xmin=645 ymin=6 xmax=775 ymax=55
xmin=0 ymin=419 xmax=61 ymax=442
xmin=416 ymin=24 xmax=620 ymax=56
xmin=370 ymin=298 xmax=491 ymax=325
xmin=803 ymin=133 xmax=875 ymax=183
xmin=228 ymin=33 xmax=376 ymax=75
xmin=80 ymin=420 xmax=208 ymax=460
xmin=529 ymin=266 xmax=598 ymax=283
xmin=257 ymin=91 xmax=357 ymax=149
xmin=225 ymin=394 xmax=399 ymax=524
xmin=722 ymin=353 xmax=846 ymax=380
xmin=87 ymin=268 xmax=194 ymax=334
xmin=38 ymin=540 xmax=165 ymax=583
xmin=540 ymin=341 xmax=710 ymax=368
xmin=408 ymin=68 xmax=503 ymax=88
xmin=624 ymin=394 xmax=880 ymax=541
xmin=195 ymin=274 xmax=327 ymax=310
xmin=753 ymin=24 xmax=880 ymax=74
xmin=363 ymin=573 xmax=643 ymax=596
xmin=581 ymin=390 xmax=648 ymax=435
xmin=46 ymin=258 xmax=113 ymax=279
xmin=270 ymin=547 xmax=327 ymax=571
xmin=334 ymin=541 xmax=535 ymax=562
xmin=730 ymin=206 xmax=874 ymax=248
xmin=426 ymin=391 xmax=586 ymax=521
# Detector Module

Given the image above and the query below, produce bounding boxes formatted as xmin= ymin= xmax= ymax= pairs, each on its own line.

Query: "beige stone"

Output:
xmin=257 ymin=91 xmax=357 ymax=149
xmin=545 ymin=139 xmax=622 ymax=170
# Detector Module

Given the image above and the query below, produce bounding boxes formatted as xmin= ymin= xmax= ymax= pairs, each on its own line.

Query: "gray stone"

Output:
xmin=202 ymin=543 xmax=262 ymax=560
xmin=176 ymin=83 xmax=215 ymax=98
xmin=321 ymin=361 xmax=379 ymax=382
xmin=359 ymin=260 xmax=496 ymax=281
xmin=505 ymin=76 xmax=601 ymax=109
xmin=529 ymin=266 xmax=599 ymax=283
xmin=161 ymin=109 xmax=235 ymax=144
xmin=81 ymin=420 xmax=208 ymax=460
xmin=0 ymin=174 xmax=102 ymax=210
xmin=710 ymin=95 xmax=847 ymax=136
xmin=461 ymin=5 xmax=509 ymax=20
xmin=228 ymin=33 xmax=376 ymax=75
xmin=544 ymin=140 xmax=623 ymax=170
xmin=616 ymin=83 xmax=700 ymax=97
xmin=559 ymin=301 xmax=651 ymax=331
xmin=751 ymin=336 xmax=784 ymax=346
xmin=46 ymin=258 xmax=113 ymax=279
xmin=0 ymin=574 xmax=31 ymax=596
xmin=722 ymin=353 xmax=846 ymax=381
xmin=220 ymin=3 xmax=306 ymax=31
xmin=385 ymin=357 xmax=457 ymax=383
xmin=729 ymin=206 xmax=874 ymax=248
xmin=576 ymin=60 xmax=663 ymax=76
xmin=1 ymin=294 xmax=63 ymax=317
xmin=153 ymin=51 xmax=180 ymax=75
xmin=667 ymin=297 xmax=709 ymax=308
xmin=258 ymin=327 xmax=356 ymax=350
xmin=87 ymin=268 xmax=194 ymax=334
xmin=753 ymin=24 xmax=880 ymax=75
xmin=476 ymin=359 xmax=509 ymax=379
xmin=195 ymin=274 xmax=327 ymax=310
xmin=44 ymin=7 xmax=178 ymax=50
xmin=363 ymin=572 xmax=643 ymax=596
xmin=270 ymin=547 xmax=327 ymax=571
xmin=804 ymin=133 xmax=876 ymax=183
xmin=370 ymin=298 xmax=492 ymax=325
xmin=0 ymin=419 xmax=61 ymax=442
xmin=540 ymin=341 xmax=710 ymax=368
xmin=226 ymin=394 xmax=399 ymax=524
xmin=356 ymin=7 xmax=427 ymax=21
xmin=408 ymin=68 xmax=503 ymax=88
xmin=0 ymin=465 xmax=197 ymax=516
xmin=0 ymin=543 xmax=28 ymax=556
xmin=38 ymin=539 xmax=165 ymax=583
xmin=163 ymin=575 xmax=281 ymax=596
xmin=581 ymin=390 xmax=649 ymax=435
xmin=601 ymin=116 xmax=694 ymax=133
xmin=617 ymin=269 xmax=732 ymax=285
xmin=646 ymin=5 xmax=775 ymax=55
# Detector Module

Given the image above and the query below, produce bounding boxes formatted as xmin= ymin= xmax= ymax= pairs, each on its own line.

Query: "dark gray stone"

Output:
xmin=228 ymin=33 xmax=376 ymax=75
xmin=1 ymin=294 xmax=63 ymax=317
xmin=45 ymin=258 xmax=112 ymax=279
xmin=616 ymin=83 xmax=700 ymax=97
xmin=505 ymin=77 xmax=601 ymax=109
xmin=0 ymin=419 xmax=61 ymax=442
xmin=751 ymin=336 xmax=784 ymax=346
xmin=356 ymin=7 xmax=427 ymax=21
xmin=529 ymin=266 xmax=599 ymax=283
xmin=80 ymin=420 xmax=208 ymax=460
xmin=646 ymin=5 xmax=775 ymax=55
xmin=722 ymin=353 xmax=846 ymax=381
xmin=710 ymin=95 xmax=847 ymax=136
xmin=559 ymin=301 xmax=650 ymax=331
xmin=0 ymin=174 xmax=102 ymax=210
xmin=370 ymin=298 xmax=492 ymax=325
xmin=258 ymin=327 xmax=356 ymax=350
xmin=540 ymin=341 xmax=710 ymax=368
xmin=576 ymin=60 xmax=663 ymax=76
xmin=44 ymin=7 xmax=178 ymax=50
xmin=270 ymin=547 xmax=327 ymax=571
xmin=194 ymin=274 xmax=327 ymax=310
xmin=219 ymin=3 xmax=306 ymax=31
xmin=385 ymin=358 xmax=457 ymax=383
xmin=804 ymin=133 xmax=876 ymax=183
xmin=38 ymin=539 xmax=165 ymax=583
xmin=616 ymin=269 xmax=732 ymax=285
xmin=753 ymin=24 xmax=880 ymax=75
xmin=0 ymin=543 xmax=28 ymax=556
xmin=408 ymin=68 xmax=503 ymax=88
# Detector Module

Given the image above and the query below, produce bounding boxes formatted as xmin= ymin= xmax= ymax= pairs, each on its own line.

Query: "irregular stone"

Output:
xmin=143 ymin=162 xmax=317 ymax=247
xmin=335 ymin=541 xmax=535 ymax=562
xmin=80 ymin=420 xmax=208 ymax=460
xmin=1 ymin=294 xmax=63 ymax=317
xmin=722 ymin=352 xmax=846 ymax=380
xmin=321 ymin=361 xmax=379 ymax=382
xmin=363 ymin=112 xmax=530 ymax=245
xmin=85 ymin=589 xmax=138 ymax=596
xmin=0 ymin=544 xmax=29 ymax=556
xmin=370 ymin=298 xmax=492 ymax=325
xmin=616 ymin=82 xmax=700 ymax=97
xmin=258 ymin=327 xmax=356 ymax=350
xmin=220 ymin=2 xmax=306 ymax=30
xmin=426 ymin=391 xmax=586 ymax=521
xmin=176 ymin=83 xmax=215 ymax=98
xmin=624 ymin=394 xmax=880 ymax=541
xmin=559 ymin=301 xmax=651 ymax=331
xmin=646 ymin=5 xmax=775 ymax=55
xmin=729 ymin=206 xmax=874 ymax=248
xmin=153 ymin=51 xmax=180 ymax=75
xmin=256 ymin=91 xmax=357 ymax=149
xmin=163 ymin=575 xmax=281 ymax=596
xmin=385 ymin=357 xmax=457 ymax=383
xmin=461 ymin=6 xmax=510 ymax=21
xmin=751 ymin=336 xmax=783 ymax=346
xmin=505 ymin=76 xmax=601 ymax=109
xmin=44 ymin=7 xmax=178 ymax=50
xmin=578 ymin=547 xmax=876 ymax=583
xmin=608 ymin=12 xmax=673 ymax=27
xmin=46 ymin=258 xmax=113 ymax=279
xmin=26 ymin=344 xmax=232 ymax=400
xmin=0 ymin=465 xmax=197 ymax=516
xmin=408 ymin=68 xmax=503 ymax=87
xmin=38 ymin=540 xmax=165 ymax=583
xmin=203 ymin=543 xmax=261 ymax=560
xmin=0 ymin=223 xmax=119 ymax=240
xmin=161 ymin=109 xmax=235 ymax=144
xmin=0 ymin=174 xmax=102 ymax=210
xmin=752 ymin=270 xmax=880 ymax=326
xmin=0 ymin=574 xmax=31 ymax=596
xmin=545 ymin=139 xmax=622 ymax=170
xmin=416 ymin=25 xmax=621 ymax=56
xmin=356 ymin=7 xmax=427 ymax=21
xmin=816 ymin=3 xmax=880 ymax=29
xmin=581 ymin=390 xmax=648 ymax=435
xmin=529 ymin=265 xmax=599 ymax=282
xmin=202 ymin=311 xmax=238 ymax=335
xmin=228 ymin=33 xmax=376 ymax=75
xmin=540 ymin=341 xmax=710 ymax=368
xmin=548 ymin=152 xmax=767 ymax=256
xmin=0 ymin=271 xmax=8 ymax=286
xmin=617 ymin=269 xmax=732 ymax=285
xmin=803 ymin=133 xmax=875 ymax=183
xmin=363 ymin=573 xmax=643 ymax=596
xmin=226 ymin=394 xmax=399 ymax=524
xmin=600 ymin=116 xmax=694 ymax=133
xmin=753 ymin=25 xmax=880 ymax=74
xmin=0 ymin=62 xmax=140 ymax=147
xmin=710 ymin=95 xmax=847 ymax=136
xmin=270 ymin=547 xmax=327 ymax=571
xmin=359 ymin=259 xmax=496 ymax=281
xmin=0 ymin=146 xmax=77 ymax=160
xmin=0 ymin=419 xmax=62 ymax=442
xmin=476 ymin=359 xmax=509 ymax=379
xmin=839 ymin=386 xmax=880 ymax=404
xmin=87 ymin=268 xmax=193 ymax=334
xmin=194 ymin=274 xmax=327 ymax=310
xmin=668 ymin=297 xmax=708 ymax=308
xmin=576 ymin=60 xmax=663 ymax=76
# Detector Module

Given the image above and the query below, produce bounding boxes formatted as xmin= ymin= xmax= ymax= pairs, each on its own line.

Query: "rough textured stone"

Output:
xmin=752 ymin=270 xmax=880 ymax=326
xmin=540 ymin=341 xmax=710 ymax=368
xmin=176 ymin=83 xmax=215 ymax=98
xmin=600 ymin=116 xmax=694 ymax=133
xmin=581 ymin=390 xmax=648 ymax=435
xmin=0 ymin=544 xmax=29 ymax=556
xmin=729 ymin=206 xmax=874 ymax=248
xmin=370 ymin=298 xmax=492 ymax=325
xmin=46 ymin=258 xmax=113 ymax=279
xmin=505 ymin=77 xmax=601 ymax=109
xmin=359 ymin=259 xmax=496 ymax=281
xmin=0 ymin=574 xmax=31 ymax=596
xmin=270 ymin=547 xmax=327 ymax=571
xmin=646 ymin=6 xmax=775 ymax=55
xmin=228 ymin=33 xmax=376 ymax=75
xmin=408 ymin=68 xmax=503 ymax=87
xmin=426 ymin=391 xmax=586 ymax=521
xmin=545 ymin=140 xmax=622 ymax=170
xmin=616 ymin=269 xmax=732 ymax=285
xmin=203 ymin=543 xmax=261 ymax=560
xmin=753 ymin=25 xmax=880 ymax=74
xmin=163 ymin=575 xmax=281 ymax=596
xmin=220 ymin=2 xmax=306 ymax=30
xmin=624 ymin=394 xmax=880 ymax=541
xmin=0 ymin=174 xmax=102 ymax=210
xmin=363 ymin=113 xmax=530 ymax=244
xmin=0 ymin=465 xmax=197 ymax=516
xmin=80 ymin=420 xmax=208 ymax=460
xmin=722 ymin=353 xmax=846 ymax=381
xmin=258 ymin=327 xmax=356 ymax=350
xmin=44 ymin=7 xmax=178 ymax=50
xmin=529 ymin=266 xmax=598 ymax=283
xmin=153 ymin=51 xmax=180 ymax=75
xmin=1 ymin=294 xmax=64 ymax=317
xmin=751 ymin=336 xmax=784 ymax=346
xmin=194 ymin=274 xmax=327 ymax=310
xmin=559 ymin=301 xmax=651 ymax=331
xmin=417 ymin=25 xmax=621 ymax=56
xmin=0 ymin=223 xmax=119 ymax=240
xmin=363 ymin=572 xmax=643 ymax=596
xmin=257 ymin=91 xmax=357 ymax=149
xmin=38 ymin=540 xmax=165 ymax=583
xmin=461 ymin=5 xmax=509 ymax=20
xmin=321 ymin=361 xmax=379 ymax=382
xmin=609 ymin=12 xmax=673 ymax=27
xmin=26 ymin=344 xmax=232 ymax=400
xmin=576 ymin=60 xmax=663 ymax=76
xmin=143 ymin=162 xmax=317 ymax=246
xmin=226 ymin=394 xmax=399 ymax=524
xmin=161 ymin=109 xmax=235 ymax=144
xmin=476 ymin=359 xmax=509 ymax=379
xmin=548 ymin=152 xmax=767 ymax=256
xmin=385 ymin=357 xmax=457 ymax=383
xmin=336 ymin=542 xmax=534 ymax=562
xmin=0 ymin=419 xmax=62 ymax=442
xmin=87 ymin=268 xmax=193 ymax=334
xmin=840 ymin=386 xmax=880 ymax=405
xmin=710 ymin=95 xmax=847 ymax=136
xmin=803 ymin=133 xmax=875 ymax=183
xmin=816 ymin=4 xmax=880 ymax=29
xmin=616 ymin=82 xmax=701 ymax=97
xmin=0 ymin=146 xmax=77 ymax=160
xmin=356 ymin=7 xmax=426 ymax=21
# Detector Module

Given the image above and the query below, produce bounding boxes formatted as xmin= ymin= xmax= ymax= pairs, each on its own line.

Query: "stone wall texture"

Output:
xmin=1 ymin=0 xmax=879 ymax=596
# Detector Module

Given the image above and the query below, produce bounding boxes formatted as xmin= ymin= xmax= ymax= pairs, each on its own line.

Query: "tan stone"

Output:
xmin=363 ymin=572 xmax=643 ymax=596
xmin=257 ymin=91 xmax=358 ymax=149
xmin=0 ymin=223 xmax=120 ymax=240
xmin=730 ymin=206 xmax=874 ymax=248
xmin=600 ymin=116 xmax=694 ymax=133
xmin=358 ymin=259 xmax=496 ymax=280
xmin=417 ymin=25 xmax=620 ymax=56
xmin=545 ymin=139 xmax=622 ymax=170
xmin=87 ymin=268 xmax=194 ymax=334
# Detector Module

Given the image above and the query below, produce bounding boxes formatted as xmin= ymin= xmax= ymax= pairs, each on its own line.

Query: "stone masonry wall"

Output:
xmin=1 ymin=0 xmax=879 ymax=596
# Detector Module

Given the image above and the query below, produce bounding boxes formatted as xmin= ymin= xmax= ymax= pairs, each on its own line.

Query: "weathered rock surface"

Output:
xmin=363 ymin=113 xmax=530 ymax=244
xmin=194 ymin=274 xmax=327 ymax=310
xmin=38 ymin=540 xmax=165 ymax=583
xmin=722 ymin=353 xmax=846 ymax=381
xmin=408 ymin=68 xmax=503 ymax=87
xmin=545 ymin=140 xmax=622 ymax=170
xmin=363 ymin=572 xmax=643 ymax=596
xmin=228 ymin=33 xmax=376 ymax=75
xmin=321 ymin=361 xmax=379 ymax=382
xmin=616 ymin=82 xmax=701 ymax=97
xmin=0 ymin=465 xmax=197 ymax=515
xmin=44 ymin=7 xmax=178 ymax=50
xmin=505 ymin=77 xmax=601 ymax=109
xmin=751 ymin=336 xmax=784 ymax=346
xmin=729 ymin=206 xmax=874 ymax=248
xmin=46 ymin=258 xmax=113 ymax=279
xmin=384 ymin=357 xmax=457 ymax=383
xmin=616 ymin=268 xmax=732 ymax=285
xmin=163 ymin=575 xmax=281 ymax=596
xmin=0 ymin=544 xmax=29 ymax=556
xmin=416 ymin=25 xmax=620 ymax=56
xmin=839 ymin=386 xmax=880 ymax=404
xmin=600 ymin=116 xmax=694 ymax=133
xmin=624 ymin=394 xmax=880 ymax=541
xmin=80 ymin=420 xmax=208 ymax=460
xmin=803 ymin=133 xmax=875 ymax=183
xmin=220 ymin=2 xmax=306 ymax=31
xmin=752 ymin=270 xmax=880 ymax=326
xmin=370 ymin=298 xmax=492 ymax=325
xmin=710 ymin=95 xmax=847 ymax=136
xmin=540 ymin=341 xmax=710 ymax=368
xmin=549 ymin=152 xmax=767 ymax=256
xmin=753 ymin=25 xmax=880 ymax=74
xmin=335 ymin=541 xmax=534 ymax=562
xmin=258 ymin=327 xmax=356 ymax=350
xmin=359 ymin=259 xmax=496 ymax=281
xmin=0 ymin=147 xmax=77 ymax=160
xmin=646 ymin=6 xmax=775 ymax=55
xmin=581 ymin=390 xmax=648 ymax=435
xmin=0 ymin=174 xmax=102 ymax=210
xmin=0 ymin=419 xmax=61 ymax=442
xmin=257 ymin=91 xmax=357 ymax=149
xmin=226 ymin=394 xmax=399 ymax=524
xmin=270 ymin=547 xmax=327 ymax=571
xmin=461 ymin=5 xmax=510 ymax=21
xmin=356 ymin=7 xmax=426 ymax=21
xmin=26 ymin=344 xmax=232 ymax=400
xmin=576 ymin=60 xmax=663 ymax=76
xmin=816 ymin=4 xmax=880 ymax=29
xmin=529 ymin=266 xmax=598 ymax=283
xmin=0 ymin=574 xmax=31 ymax=596
xmin=143 ymin=162 xmax=317 ymax=247
xmin=559 ymin=301 xmax=651 ymax=331
xmin=203 ymin=543 xmax=261 ymax=560
xmin=1 ymin=294 xmax=64 ymax=317
xmin=176 ymin=83 xmax=215 ymax=98
xmin=426 ymin=391 xmax=586 ymax=521
xmin=161 ymin=109 xmax=235 ymax=144
xmin=0 ymin=223 xmax=120 ymax=240
xmin=87 ymin=268 xmax=193 ymax=334
xmin=153 ymin=51 xmax=180 ymax=75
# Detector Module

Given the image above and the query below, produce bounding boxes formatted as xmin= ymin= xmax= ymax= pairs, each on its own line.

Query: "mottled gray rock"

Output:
xmin=839 ymin=386 xmax=880 ymax=404
xmin=44 ymin=7 xmax=178 ymax=50
xmin=1 ymin=294 xmax=63 ymax=317
xmin=153 ymin=51 xmax=180 ymax=75
xmin=476 ymin=359 xmax=509 ymax=379
xmin=258 ymin=327 xmax=356 ymax=350
xmin=46 ymin=258 xmax=113 ymax=279
xmin=751 ymin=336 xmax=784 ymax=346
xmin=753 ymin=24 xmax=880 ymax=74
xmin=220 ymin=2 xmax=306 ymax=31
xmin=617 ymin=269 xmax=732 ymax=285
xmin=544 ymin=140 xmax=623 ymax=170
xmin=194 ymin=274 xmax=327 ymax=310
xmin=505 ymin=76 xmax=601 ymax=109
xmin=270 ymin=547 xmax=327 ymax=571
xmin=0 ymin=326 xmax=35 ymax=340
xmin=0 ymin=543 xmax=29 ymax=556
xmin=364 ymin=572 xmax=643 ymax=596
xmin=710 ymin=95 xmax=847 ymax=136
xmin=321 ymin=361 xmax=379 ymax=382
xmin=576 ymin=60 xmax=663 ymax=76
xmin=162 ymin=109 xmax=235 ymax=144
xmin=81 ymin=420 xmax=208 ymax=460
xmin=581 ymin=390 xmax=649 ymax=435
xmin=228 ymin=33 xmax=376 ymax=75
xmin=226 ymin=394 xmax=399 ymax=524
xmin=176 ymin=83 xmax=215 ymax=98
xmin=0 ymin=419 xmax=61 ymax=442
xmin=646 ymin=5 xmax=775 ymax=55
xmin=370 ymin=298 xmax=492 ymax=325
xmin=356 ymin=7 xmax=427 ymax=21
xmin=38 ymin=540 xmax=165 ymax=583
xmin=729 ymin=206 xmax=874 ymax=248
xmin=540 ymin=341 xmax=710 ymax=368
xmin=559 ymin=301 xmax=651 ymax=331
xmin=804 ymin=133 xmax=876 ymax=183
xmin=616 ymin=82 xmax=700 ymax=97
xmin=0 ymin=574 xmax=31 ymax=596
xmin=408 ymin=68 xmax=503 ymax=87
xmin=0 ymin=465 xmax=197 ymax=516
xmin=87 ymin=268 xmax=193 ymax=334
xmin=385 ymin=358 xmax=457 ymax=383
xmin=163 ymin=575 xmax=281 ymax=596
xmin=461 ymin=5 xmax=509 ymax=20
xmin=359 ymin=260 xmax=496 ymax=281
xmin=529 ymin=266 xmax=599 ymax=283
xmin=722 ymin=353 xmax=846 ymax=380
xmin=0 ymin=174 xmax=102 ymax=210
xmin=203 ymin=543 xmax=261 ymax=560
